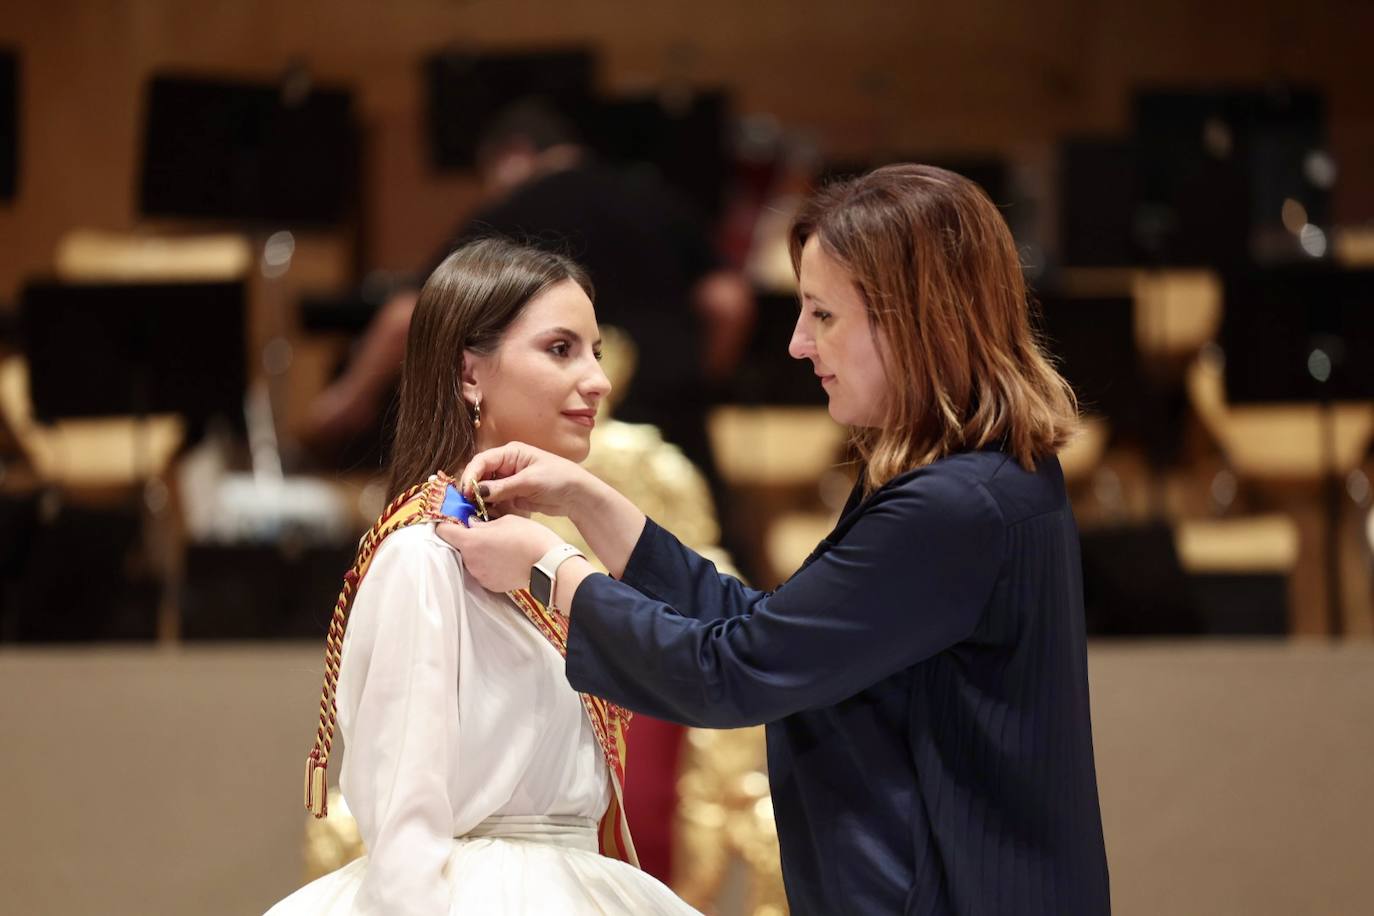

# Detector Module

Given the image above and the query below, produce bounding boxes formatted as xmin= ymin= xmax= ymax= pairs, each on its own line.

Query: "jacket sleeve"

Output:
xmin=566 ymin=473 xmax=1006 ymax=728
xmin=613 ymin=516 xmax=770 ymax=624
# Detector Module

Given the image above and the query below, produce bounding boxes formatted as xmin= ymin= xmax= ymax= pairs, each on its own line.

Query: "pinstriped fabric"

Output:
xmin=898 ymin=507 xmax=1106 ymax=916
xmin=569 ymin=449 xmax=1110 ymax=915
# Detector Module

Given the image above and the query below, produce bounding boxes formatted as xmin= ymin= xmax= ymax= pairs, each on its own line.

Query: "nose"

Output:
xmin=582 ymin=358 xmax=612 ymax=404
xmin=788 ymin=312 xmax=814 ymax=362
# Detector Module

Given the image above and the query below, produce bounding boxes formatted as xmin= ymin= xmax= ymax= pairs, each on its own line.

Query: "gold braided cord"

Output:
xmin=507 ymin=588 xmax=632 ymax=779
xmin=305 ymin=480 xmax=428 ymax=817
xmin=301 ymin=470 xmax=633 ymax=848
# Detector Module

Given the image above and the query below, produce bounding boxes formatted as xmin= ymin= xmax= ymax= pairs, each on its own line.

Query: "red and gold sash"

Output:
xmin=303 ymin=471 xmax=638 ymax=866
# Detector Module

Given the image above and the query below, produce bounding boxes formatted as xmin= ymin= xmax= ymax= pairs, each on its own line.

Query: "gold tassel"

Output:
xmin=305 ymin=755 xmax=329 ymax=817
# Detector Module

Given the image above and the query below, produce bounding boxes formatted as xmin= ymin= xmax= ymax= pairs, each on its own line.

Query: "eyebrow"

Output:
xmin=545 ymin=326 xmax=603 ymax=348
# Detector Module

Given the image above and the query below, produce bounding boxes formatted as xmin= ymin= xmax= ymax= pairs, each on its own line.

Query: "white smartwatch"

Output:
xmin=530 ymin=543 xmax=585 ymax=610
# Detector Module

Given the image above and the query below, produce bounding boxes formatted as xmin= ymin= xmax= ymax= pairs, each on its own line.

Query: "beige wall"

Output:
xmin=2 ymin=641 xmax=1372 ymax=915
xmin=0 ymin=645 xmax=322 ymax=915
xmin=1090 ymin=642 xmax=1374 ymax=914
xmin=1 ymin=0 xmax=1372 ymax=304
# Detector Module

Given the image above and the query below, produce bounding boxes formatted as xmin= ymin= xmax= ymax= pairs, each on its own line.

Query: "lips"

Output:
xmin=562 ymin=409 xmax=596 ymax=429
xmin=818 ymin=374 xmax=836 ymax=387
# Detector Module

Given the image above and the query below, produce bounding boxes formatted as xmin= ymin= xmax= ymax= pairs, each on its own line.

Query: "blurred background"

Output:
xmin=1 ymin=2 xmax=1372 ymax=914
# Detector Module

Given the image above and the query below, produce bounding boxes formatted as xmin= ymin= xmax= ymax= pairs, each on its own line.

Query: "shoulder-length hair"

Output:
xmin=789 ymin=163 xmax=1078 ymax=493
xmin=387 ymin=237 xmax=593 ymax=498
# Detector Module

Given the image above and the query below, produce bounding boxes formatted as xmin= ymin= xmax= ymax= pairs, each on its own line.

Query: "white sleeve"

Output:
xmin=337 ymin=529 xmax=462 ymax=916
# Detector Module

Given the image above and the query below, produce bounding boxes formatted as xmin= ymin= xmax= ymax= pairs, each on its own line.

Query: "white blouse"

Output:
xmin=335 ymin=522 xmax=610 ymax=914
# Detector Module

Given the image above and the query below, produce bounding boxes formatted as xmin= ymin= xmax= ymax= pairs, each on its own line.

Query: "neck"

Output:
xmin=474 ymin=427 xmax=501 ymax=455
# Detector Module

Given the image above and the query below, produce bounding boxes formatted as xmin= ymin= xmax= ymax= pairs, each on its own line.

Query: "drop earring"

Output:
xmin=473 ymin=397 xmax=482 ymax=430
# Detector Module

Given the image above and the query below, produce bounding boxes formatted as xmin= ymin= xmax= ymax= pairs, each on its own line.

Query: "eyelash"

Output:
xmin=549 ymin=341 xmax=604 ymax=362
xmin=811 ymin=309 xmax=832 ymax=323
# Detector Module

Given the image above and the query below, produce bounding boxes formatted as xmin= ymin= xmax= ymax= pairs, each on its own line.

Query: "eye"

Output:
xmin=593 ymin=349 xmax=604 ymax=362
xmin=548 ymin=341 xmax=571 ymax=358
xmin=811 ymin=309 xmax=832 ymax=323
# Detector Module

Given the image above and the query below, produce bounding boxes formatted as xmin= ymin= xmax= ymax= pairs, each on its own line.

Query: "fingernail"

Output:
xmin=477 ymin=484 xmax=490 ymax=499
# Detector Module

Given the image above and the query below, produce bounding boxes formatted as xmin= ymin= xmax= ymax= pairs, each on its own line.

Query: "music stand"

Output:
xmin=1131 ymin=87 xmax=1329 ymax=269
xmin=137 ymin=71 xmax=362 ymax=474
xmin=1035 ymin=293 xmax=1144 ymax=437
xmin=139 ymin=73 xmax=359 ymax=226
xmin=423 ymin=47 xmax=596 ymax=170
xmin=1220 ymin=266 xmax=1374 ymax=634
xmin=1057 ymin=137 xmax=1137 ymax=268
xmin=14 ymin=280 xmax=248 ymax=641
xmin=20 ymin=279 xmax=248 ymax=447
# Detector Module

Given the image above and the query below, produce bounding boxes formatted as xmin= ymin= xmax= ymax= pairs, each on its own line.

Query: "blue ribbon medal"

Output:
xmin=438 ymin=480 xmax=490 ymax=527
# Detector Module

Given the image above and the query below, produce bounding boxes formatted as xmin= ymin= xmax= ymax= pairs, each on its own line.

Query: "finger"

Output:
xmin=435 ymin=520 xmax=478 ymax=550
xmin=460 ymin=444 xmax=529 ymax=495
xmin=486 ymin=499 xmax=532 ymax=519
xmin=474 ymin=467 xmax=540 ymax=508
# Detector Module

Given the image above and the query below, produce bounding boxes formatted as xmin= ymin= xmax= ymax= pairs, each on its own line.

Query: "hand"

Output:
xmin=459 ymin=441 xmax=600 ymax=518
xmin=437 ymin=515 xmax=564 ymax=594
xmin=461 ymin=441 xmax=648 ymax=582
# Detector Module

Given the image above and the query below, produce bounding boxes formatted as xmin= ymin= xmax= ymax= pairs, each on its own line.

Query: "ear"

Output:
xmin=460 ymin=349 xmax=489 ymax=406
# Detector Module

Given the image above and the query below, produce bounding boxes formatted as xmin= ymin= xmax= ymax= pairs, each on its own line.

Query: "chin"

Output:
xmin=826 ymin=399 xmax=855 ymax=426
xmin=827 ymin=399 xmax=880 ymax=429
xmin=537 ymin=432 xmax=592 ymax=464
xmin=564 ymin=438 xmax=592 ymax=464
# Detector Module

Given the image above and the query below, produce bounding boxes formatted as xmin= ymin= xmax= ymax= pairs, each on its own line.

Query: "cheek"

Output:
xmin=852 ymin=334 xmax=890 ymax=404
xmin=830 ymin=331 xmax=866 ymax=384
xmin=521 ymin=381 xmax=562 ymax=425
xmin=863 ymin=360 xmax=889 ymax=405
xmin=493 ymin=366 xmax=573 ymax=437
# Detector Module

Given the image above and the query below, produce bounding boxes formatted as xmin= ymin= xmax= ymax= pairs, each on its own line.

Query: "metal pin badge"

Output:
xmin=467 ymin=479 xmax=490 ymax=521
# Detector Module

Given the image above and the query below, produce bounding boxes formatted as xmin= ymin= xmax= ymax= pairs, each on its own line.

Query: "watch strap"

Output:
xmin=531 ymin=543 xmax=585 ymax=607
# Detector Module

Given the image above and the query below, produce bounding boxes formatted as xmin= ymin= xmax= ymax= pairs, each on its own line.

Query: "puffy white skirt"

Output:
xmin=264 ymin=815 xmax=699 ymax=915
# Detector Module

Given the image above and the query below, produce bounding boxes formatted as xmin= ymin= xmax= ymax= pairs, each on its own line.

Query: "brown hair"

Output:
xmin=386 ymin=237 xmax=593 ymax=497
xmin=790 ymin=163 xmax=1078 ymax=493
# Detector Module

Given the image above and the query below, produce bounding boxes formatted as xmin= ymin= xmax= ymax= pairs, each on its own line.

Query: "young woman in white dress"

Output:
xmin=266 ymin=238 xmax=698 ymax=915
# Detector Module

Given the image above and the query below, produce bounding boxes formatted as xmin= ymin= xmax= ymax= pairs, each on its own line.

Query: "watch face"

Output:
xmin=530 ymin=566 xmax=553 ymax=607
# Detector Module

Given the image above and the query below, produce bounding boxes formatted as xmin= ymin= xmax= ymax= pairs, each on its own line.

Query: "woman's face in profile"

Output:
xmin=465 ymin=279 xmax=611 ymax=463
xmin=790 ymin=235 xmax=889 ymax=427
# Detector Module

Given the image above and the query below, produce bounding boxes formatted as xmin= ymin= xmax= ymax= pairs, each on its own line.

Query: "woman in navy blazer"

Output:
xmin=443 ymin=164 xmax=1111 ymax=915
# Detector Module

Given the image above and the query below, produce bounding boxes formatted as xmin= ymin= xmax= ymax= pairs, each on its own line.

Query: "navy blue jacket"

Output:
xmin=568 ymin=448 xmax=1111 ymax=915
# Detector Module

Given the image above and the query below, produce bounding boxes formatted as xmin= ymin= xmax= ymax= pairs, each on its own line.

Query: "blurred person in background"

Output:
xmin=441 ymin=165 xmax=1111 ymax=915
xmin=304 ymin=100 xmax=754 ymax=499
xmin=268 ymin=239 xmax=698 ymax=915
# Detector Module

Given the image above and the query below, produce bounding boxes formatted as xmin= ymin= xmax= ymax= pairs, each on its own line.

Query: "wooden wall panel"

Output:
xmin=0 ymin=0 xmax=1368 ymax=303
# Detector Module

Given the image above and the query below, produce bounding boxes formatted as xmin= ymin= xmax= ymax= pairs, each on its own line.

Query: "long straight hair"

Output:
xmin=789 ymin=164 xmax=1078 ymax=493
xmin=386 ymin=237 xmax=593 ymax=498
